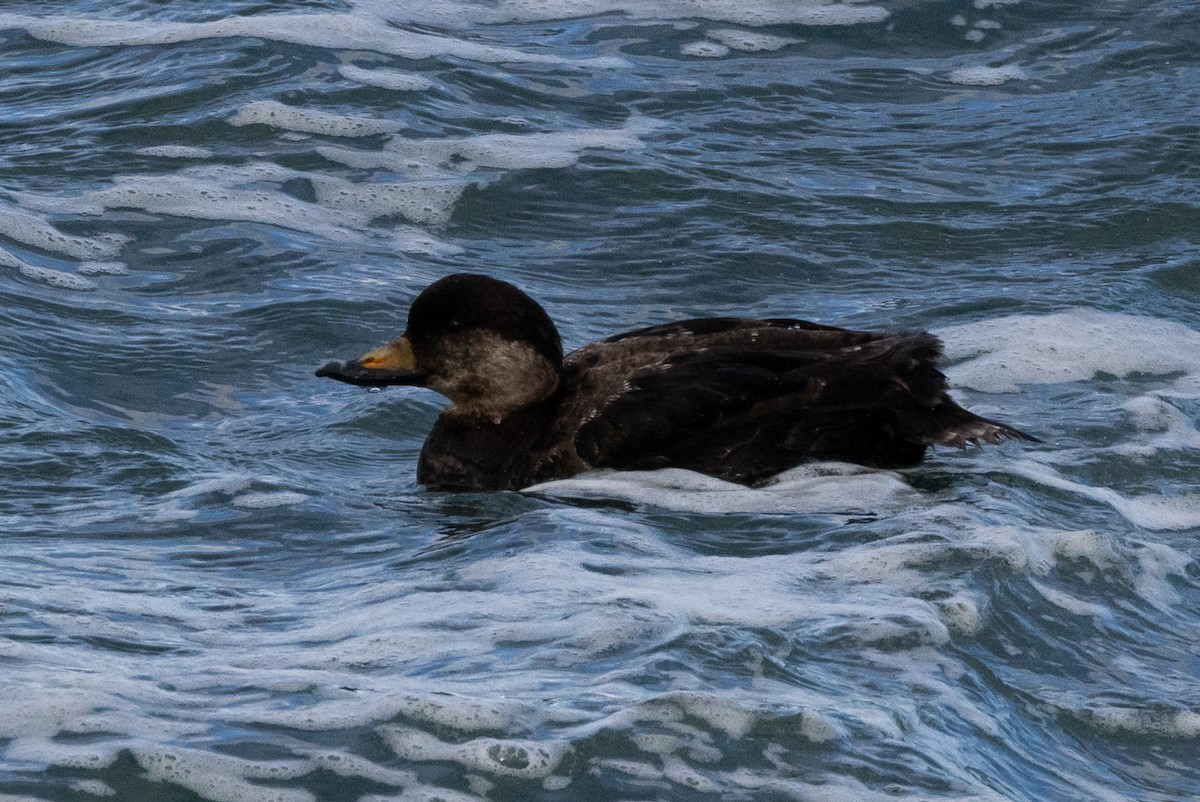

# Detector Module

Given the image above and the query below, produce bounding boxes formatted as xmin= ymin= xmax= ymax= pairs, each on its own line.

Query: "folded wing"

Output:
xmin=572 ymin=320 xmax=1031 ymax=485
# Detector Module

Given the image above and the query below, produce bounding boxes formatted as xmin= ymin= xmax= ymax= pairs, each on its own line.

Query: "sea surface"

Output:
xmin=2 ymin=2 xmax=1199 ymax=800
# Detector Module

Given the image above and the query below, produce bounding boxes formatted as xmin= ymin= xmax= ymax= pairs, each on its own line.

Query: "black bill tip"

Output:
xmin=315 ymin=360 xmax=424 ymax=388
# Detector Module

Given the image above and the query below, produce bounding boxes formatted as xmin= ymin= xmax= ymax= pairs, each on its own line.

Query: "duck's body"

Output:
xmin=317 ymin=274 xmax=1034 ymax=491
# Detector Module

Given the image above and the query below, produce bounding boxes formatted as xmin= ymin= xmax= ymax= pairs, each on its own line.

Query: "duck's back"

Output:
xmin=557 ymin=317 xmax=1028 ymax=486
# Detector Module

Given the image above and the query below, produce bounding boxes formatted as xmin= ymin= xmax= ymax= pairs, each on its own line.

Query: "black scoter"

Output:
xmin=317 ymin=274 xmax=1035 ymax=491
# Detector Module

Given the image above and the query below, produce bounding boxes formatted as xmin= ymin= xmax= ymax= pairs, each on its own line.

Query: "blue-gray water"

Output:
xmin=2 ymin=2 xmax=1199 ymax=800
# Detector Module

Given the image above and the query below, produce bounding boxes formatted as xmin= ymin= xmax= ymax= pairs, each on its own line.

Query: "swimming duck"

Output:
xmin=317 ymin=273 xmax=1035 ymax=491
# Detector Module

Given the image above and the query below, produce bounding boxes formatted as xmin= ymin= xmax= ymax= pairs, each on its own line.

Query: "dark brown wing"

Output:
xmin=571 ymin=320 xmax=1032 ymax=485
xmin=598 ymin=316 xmax=851 ymax=343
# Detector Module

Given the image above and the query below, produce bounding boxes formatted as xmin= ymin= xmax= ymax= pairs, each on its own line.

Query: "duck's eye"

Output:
xmin=446 ymin=319 xmax=463 ymax=332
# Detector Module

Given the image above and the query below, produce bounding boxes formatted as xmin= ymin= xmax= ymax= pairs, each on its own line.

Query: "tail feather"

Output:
xmin=884 ymin=334 xmax=1039 ymax=450
xmin=926 ymin=408 xmax=1039 ymax=449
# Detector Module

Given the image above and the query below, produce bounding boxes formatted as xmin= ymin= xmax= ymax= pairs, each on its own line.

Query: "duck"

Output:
xmin=316 ymin=273 xmax=1036 ymax=491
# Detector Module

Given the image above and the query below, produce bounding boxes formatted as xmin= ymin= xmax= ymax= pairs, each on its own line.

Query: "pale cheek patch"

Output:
xmin=427 ymin=332 xmax=559 ymax=416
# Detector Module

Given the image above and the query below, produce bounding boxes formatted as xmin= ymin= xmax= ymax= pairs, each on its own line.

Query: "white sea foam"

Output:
xmin=231 ymin=688 xmax=543 ymax=735
xmin=11 ymin=261 xmax=97 ymax=291
xmin=940 ymin=522 xmax=1119 ymax=576
xmin=0 ymin=11 xmax=623 ymax=67
xmin=938 ymin=309 xmax=1200 ymax=392
xmin=381 ymin=727 xmax=571 ymax=780
xmin=2 ymin=241 xmax=108 ymax=292
xmin=1011 ymin=460 xmax=1200 ymax=531
xmin=229 ymin=100 xmax=405 ymax=137
xmin=945 ymin=309 xmax=1200 ymax=470
xmin=1116 ymin=396 xmax=1200 ymax=454
xmin=14 ymin=166 xmax=459 ymax=253
xmin=0 ymin=203 xmax=127 ymax=260
xmin=308 ymin=752 xmax=417 ymax=789
xmin=0 ymin=12 xmax=654 ymax=264
xmin=19 ymin=173 xmax=361 ymax=241
xmin=322 ymin=118 xmax=653 ymax=175
xmin=132 ymin=746 xmax=314 ymax=802
xmin=2 ymin=492 xmax=1190 ymax=799
xmin=1029 ymin=578 xmax=1114 ymax=621
xmin=311 ymin=176 xmax=466 ymax=227
xmin=0 ymin=690 xmax=106 ymax=740
xmin=527 ymin=462 xmax=915 ymax=514
xmin=136 ymin=145 xmax=214 ymax=159
xmin=347 ymin=0 xmax=888 ymax=28
xmin=361 ymin=0 xmax=887 ymax=28
xmin=231 ymin=491 xmax=310 ymax=508
xmin=384 ymin=118 xmax=648 ymax=172
xmin=52 ymin=473 xmax=322 ymax=526
xmin=1132 ymin=541 xmax=1193 ymax=607
xmin=338 ymin=64 xmax=434 ymax=92
xmin=707 ymin=28 xmax=803 ymax=52
xmin=681 ymin=40 xmax=731 ymax=58
xmin=1096 ymin=708 xmax=1200 ymax=738
xmin=948 ymin=64 xmax=1026 ymax=85
xmin=724 ymin=767 xmax=1017 ymax=802
xmin=13 ymin=116 xmax=647 ymax=249
xmin=77 ymin=261 xmax=129 ymax=275
xmin=70 ymin=780 xmax=116 ymax=797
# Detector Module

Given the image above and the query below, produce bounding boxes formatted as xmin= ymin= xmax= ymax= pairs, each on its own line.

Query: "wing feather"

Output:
xmin=569 ymin=323 xmax=1032 ymax=484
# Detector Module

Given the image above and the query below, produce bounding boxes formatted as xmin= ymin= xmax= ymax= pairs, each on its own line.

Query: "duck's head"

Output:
xmin=317 ymin=274 xmax=563 ymax=419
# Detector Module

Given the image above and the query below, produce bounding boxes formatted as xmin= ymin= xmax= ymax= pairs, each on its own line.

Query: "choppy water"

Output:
xmin=2 ymin=1 xmax=1199 ymax=800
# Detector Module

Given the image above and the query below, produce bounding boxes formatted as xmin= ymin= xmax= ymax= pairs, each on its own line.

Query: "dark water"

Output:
xmin=2 ymin=1 xmax=1199 ymax=800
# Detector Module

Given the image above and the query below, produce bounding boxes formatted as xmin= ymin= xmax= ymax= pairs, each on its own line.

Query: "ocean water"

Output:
xmin=1 ymin=1 xmax=1199 ymax=800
